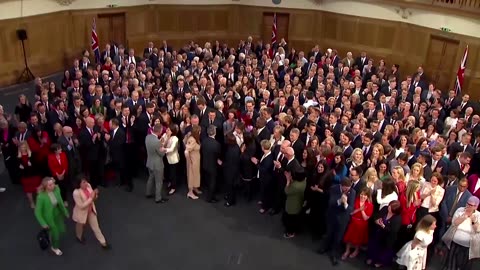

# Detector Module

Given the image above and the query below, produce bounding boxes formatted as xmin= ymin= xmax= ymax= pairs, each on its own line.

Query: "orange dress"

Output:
xmin=343 ymin=198 xmax=374 ymax=246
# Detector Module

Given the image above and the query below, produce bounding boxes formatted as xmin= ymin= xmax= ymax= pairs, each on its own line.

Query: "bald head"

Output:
xmin=85 ymin=117 xmax=95 ymax=128
xmin=285 ymin=147 xmax=295 ymax=158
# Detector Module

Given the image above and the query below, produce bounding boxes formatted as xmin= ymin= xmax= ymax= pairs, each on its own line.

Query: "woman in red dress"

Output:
xmin=27 ymin=127 xmax=51 ymax=177
xmin=48 ymin=144 xmax=69 ymax=206
xmin=17 ymin=141 xmax=42 ymax=208
xmin=342 ymin=188 xmax=374 ymax=260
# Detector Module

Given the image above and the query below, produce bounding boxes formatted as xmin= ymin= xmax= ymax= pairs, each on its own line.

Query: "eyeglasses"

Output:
xmin=459 ymin=185 xmax=468 ymax=189
xmin=467 ymin=203 xmax=477 ymax=207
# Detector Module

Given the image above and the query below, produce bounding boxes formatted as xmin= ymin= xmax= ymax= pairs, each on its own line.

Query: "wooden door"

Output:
xmin=97 ymin=13 xmax=126 ymax=49
xmin=425 ymin=36 xmax=459 ymax=92
xmin=262 ymin=13 xmax=289 ymax=45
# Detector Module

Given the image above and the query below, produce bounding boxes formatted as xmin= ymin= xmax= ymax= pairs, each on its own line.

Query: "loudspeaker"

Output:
xmin=16 ymin=29 xmax=27 ymax=41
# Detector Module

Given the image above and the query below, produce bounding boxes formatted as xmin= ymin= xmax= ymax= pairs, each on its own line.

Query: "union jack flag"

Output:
xmin=454 ymin=45 xmax=468 ymax=95
xmin=91 ymin=17 xmax=100 ymax=63
xmin=269 ymin=13 xmax=277 ymax=58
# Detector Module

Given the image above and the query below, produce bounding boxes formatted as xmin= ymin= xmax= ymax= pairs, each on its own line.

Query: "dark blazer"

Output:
xmin=201 ymin=136 xmax=221 ymax=174
xmin=258 ymin=152 xmax=274 ymax=183
xmin=439 ymin=185 xmax=472 ymax=235
xmin=78 ymin=127 xmax=100 ymax=161
xmin=432 ymin=159 xmax=448 ymax=176
xmin=327 ymin=185 xmax=356 ymax=230
xmin=108 ymin=128 xmax=126 ymax=168
xmin=352 ymin=179 xmax=366 ymax=195
xmin=374 ymin=206 xmax=402 ymax=249
xmin=291 ymin=139 xmax=305 ymax=162
xmin=448 ymin=159 xmax=468 ymax=179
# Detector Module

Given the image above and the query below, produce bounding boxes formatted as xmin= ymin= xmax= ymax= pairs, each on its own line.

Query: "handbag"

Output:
xmin=37 ymin=229 xmax=50 ymax=250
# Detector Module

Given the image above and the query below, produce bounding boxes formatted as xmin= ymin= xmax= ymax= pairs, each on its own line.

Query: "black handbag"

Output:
xmin=37 ymin=229 xmax=50 ymax=250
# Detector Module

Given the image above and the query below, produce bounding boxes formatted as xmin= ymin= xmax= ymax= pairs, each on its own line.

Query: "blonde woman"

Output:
xmin=346 ymin=148 xmax=365 ymax=172
xmin=391 ymin=166 xmax=407 ymax=196
xmin=367 ymin=143 xmax=384 ymax=168
xmin=406 ymin=163 xmax=425 ymax=183
xmin=184 ymin=126 xmax=202 ymax=199
xmin=396 ymin=215 xmax=437 ymax=270
xmin=72 ymin=176 xmax=109 ymax=249
xmin=269 ymin=125 xmax=285 ymax=149
xmin=18 ymin=141 xmax=41 ymax=208
xmin=397 ymin=180 xmax=422 ymax=250
xmin=363 ymin=167 xmax=382 ymax=191
xmin=35 ymin=177 xmax=69 ymax=256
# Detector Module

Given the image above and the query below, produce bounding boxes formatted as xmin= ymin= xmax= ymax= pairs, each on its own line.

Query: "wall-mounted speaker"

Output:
xmin=16 ymin=29 xmax=27 ymax=41
xmin=272 ymin=0 xmax=282 ymax=4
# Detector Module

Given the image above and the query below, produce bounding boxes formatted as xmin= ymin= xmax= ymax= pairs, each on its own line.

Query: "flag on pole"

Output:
xmin=91 ymin=17 xmax=100 ymax=63
xmin=454 ymin=45 xmax=468 ymax=95
xmin=269 ymin=13 xmax=277 ymax=58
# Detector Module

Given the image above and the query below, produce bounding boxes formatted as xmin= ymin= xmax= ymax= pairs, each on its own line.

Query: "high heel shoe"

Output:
xmin=168 ymin=189 xmax=176 ymax=195
xmin=51 ymin=247 xmax=63 ymax=256
xmin=187 ymin=193 xmax=199 ymax=200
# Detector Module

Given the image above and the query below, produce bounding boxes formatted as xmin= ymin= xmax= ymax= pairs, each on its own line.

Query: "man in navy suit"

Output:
xmin=318 ymin=178 xmax=356 ymax=266
xmin=439 ymin=178 xmax=472 ymax=237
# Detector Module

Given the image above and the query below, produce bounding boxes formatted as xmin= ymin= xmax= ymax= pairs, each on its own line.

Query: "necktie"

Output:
xmin=431 ymin=160 xmax=437 ymax=171
xmin=280 ymin=106 xmax=283 ymax=112
xmin=210 ymin=119 xmax=213 ymax=125
xmin=449 ymin=192 xmax=461 ymax=216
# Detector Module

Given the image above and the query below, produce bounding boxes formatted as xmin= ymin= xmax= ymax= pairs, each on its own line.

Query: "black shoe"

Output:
xmin=207 ymin=198 xmax=219 ymax=203
xmin=101 ymin=243 xmax=111 ymax=250
xmin=145 ymin=195 xmax=154 ymax=199
xmin=76 ymin=236 xmax=85 ymax=244
xmin=330 ymin=256 xmax=339 ymax=266
xmin=155 ymin=198 xmax=169 ymax=204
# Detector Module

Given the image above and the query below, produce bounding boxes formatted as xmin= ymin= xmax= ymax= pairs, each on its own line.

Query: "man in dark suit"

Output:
xmin=318 ymin=178 xmax=356 ymax=266
xmin=149 ymin=48 xmax=160 ymax=69
xmin=254 ymin=117 xmax=272 ymax=158
xmin=201 ymin=110 xmax=223 ymax=143
xmin=143 ymin=41 xmax=154 ymax=58
xmin=57 ymin=126 xmax=81 ymax=185
xmin=354 ymin=52 xmax=368 ymax=74
xmin=106 ymin=118 xmax=128 ymax=190
xmin=270 ymin=140 xmax=291 ymax=215
xmin=201 ymin=125 xmax=222 ymax=203
xmin=439 ymin=178 xmax=472 ymax=237
xmin=448 ymin=152 xmax=472 ymax=180
xmin=253 ymin=139 xmax=275 ymax=213
xmin=117 ymin=105 xmax=136 ymax=191
xmin=350 ymin=166 xmax=365 ymax=195
xmin=289 ymin=128 xmax=305 ymax=162
xmin=160 ymin=40 xmax=173 ymax=54
xmin=78 ymin=117 xmax=102 ymax=189
xmin=430 ymin=146 xmax=448 ymax=176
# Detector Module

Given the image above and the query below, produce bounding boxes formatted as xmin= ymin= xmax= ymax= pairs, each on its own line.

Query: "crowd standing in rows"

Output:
xmin=0 ymin=37 xmax=479 ymax=269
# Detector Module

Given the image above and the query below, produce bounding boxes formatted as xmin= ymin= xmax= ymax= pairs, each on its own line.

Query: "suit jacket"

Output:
xmin=108 ymin=128 xmax=126 ymax=167
xmin=440 ymin=185 xmax=472 ymax=222
xmin=291 ymin=139 xmax=305 ymax=162
xmin=78 ymin=127 xmax=101 ymax=161
xmin=201 ymin=136 xmax=221 ymax=174
xmin=257 ymin=152 xmax=274 ymax=182
xmin=47 ymin=152 xmax=68 ymax=177
xmin=448 ymin=159 xmax=469 ymax=179
xmin=35 ymin=186 xmax=69 ymax=228
xmin=352 ymin=179 xmax=366 ymax=195
xmin=327 ymin=185 xmax=356 ymax=227
xmin=432 ymin=159 xmax=448 ymax=176
xmin=72 ymin=184 xmax=97 ymax=224
xmin=145 ymin=133 xmax=165 ymax=171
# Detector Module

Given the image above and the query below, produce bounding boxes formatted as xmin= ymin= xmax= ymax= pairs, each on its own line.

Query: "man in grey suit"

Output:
xmin=439 ymin=178 xmax=472 ymax=237
xmin=145 ymin=124 xmax=168 ymax=204
xmin=57 ymin=126 xmax=81 ymax=184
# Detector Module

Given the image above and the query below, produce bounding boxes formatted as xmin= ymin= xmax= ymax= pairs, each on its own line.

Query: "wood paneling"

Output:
xmin=1 ymin=3 xmax=480 ymax=101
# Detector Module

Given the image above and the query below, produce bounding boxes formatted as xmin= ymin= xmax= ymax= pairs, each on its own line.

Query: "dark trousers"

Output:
xmin=87 ymin=159 xmax=102 ymax=189
xmin=272 ymin=172 xmax=286 ymax=212
xmin=282 ymin=212 xmax=300 ymax=234
xmin=167 ymin=162 xmax=179 ymax=189
xmin=204 ymin=170 xmax=217 ymax=201
xmin=56 ymin=177 xmax=68 ymax=202
xmin=322 ymin=218 xmax=348 ymax=258
xmin=259 ymin=176 xmax=274 ymax=209
xmin=124 ymin=144 xmax=135 ymax=187
xmin=4 ymin=156 xmax=20 ymax=184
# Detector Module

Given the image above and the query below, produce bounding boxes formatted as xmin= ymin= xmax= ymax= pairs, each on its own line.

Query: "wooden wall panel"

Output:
xmin=1 ymin=3 xmax=480 ymax=99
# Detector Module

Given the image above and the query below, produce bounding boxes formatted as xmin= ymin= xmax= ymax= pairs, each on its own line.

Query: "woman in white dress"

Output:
xmin=396 ymin=214 xmax=436 ymax=270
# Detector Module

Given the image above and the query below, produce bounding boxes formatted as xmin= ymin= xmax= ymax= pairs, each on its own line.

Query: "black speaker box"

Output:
xmin=16 ymin=29 xmax=27 ymax=41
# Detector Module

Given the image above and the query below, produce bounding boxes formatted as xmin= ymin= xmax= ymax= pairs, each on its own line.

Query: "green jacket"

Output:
xmin=35 ymin=186 xmax=69 ymax=228
xmin=285 ymin=180 xmax=306 ymax=215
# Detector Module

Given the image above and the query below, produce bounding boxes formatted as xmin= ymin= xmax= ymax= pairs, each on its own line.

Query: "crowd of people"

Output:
xmin=0 ymin=36 xmax=480 ymax=269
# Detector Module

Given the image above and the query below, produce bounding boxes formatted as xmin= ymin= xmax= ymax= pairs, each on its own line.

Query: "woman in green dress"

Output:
xmin=35 ymin=177 xmax=69 ymax=256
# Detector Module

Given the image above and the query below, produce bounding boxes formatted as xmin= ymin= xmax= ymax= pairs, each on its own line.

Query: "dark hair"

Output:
xmin=110 ymin=118 xmax=120 ymax=127
xmin=168 ymin=124 xmax=179 ymax=136
xmin=389 ymin=200 xmax=402 ymax=215
xmin=381 ymin=177 xmax=397 ymax=198
xmin=226 ymin=133 xmax=237 ymax=145
xmin=340 ymin=177 xmax=352 ymax=187
xmin=50 ymin=143 xmax=61 ymax=152
xmin=73 ymin=174 xmax=89 ymax=190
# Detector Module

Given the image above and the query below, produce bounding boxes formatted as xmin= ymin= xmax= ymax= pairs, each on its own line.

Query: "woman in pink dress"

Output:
xmin=342 ymin=188 xmax=374 ymax=259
